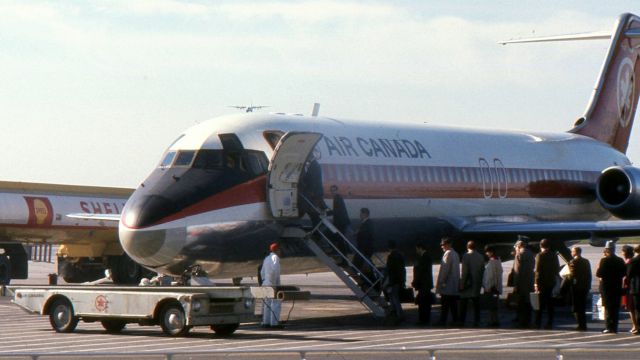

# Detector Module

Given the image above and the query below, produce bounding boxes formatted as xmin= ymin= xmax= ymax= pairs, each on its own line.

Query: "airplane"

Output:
xmin=0 ymin=181 xmax=148 ymax=285
xmin=115 ymin=13 xmax=640 ymax=282
xmin=229 ymin=105 xmax=270 ymax=113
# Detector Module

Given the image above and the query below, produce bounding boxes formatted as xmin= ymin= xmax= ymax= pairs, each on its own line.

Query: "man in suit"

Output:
xmin=596 ymin=240 xmax=626 ymax=333
xmin=385 ymin=240 xmax=406 ymax=323
xmin=412 ymin=242 xmax=434 ymax=325
xmin=534 ymin=238 xmax=560 ymax=329
xmin=512 ymin=238 xmax=535 ymax=328
xmin=436 ymin=237 xmax=460 ymax=326
xmin=353 ymin=208 xmax=375 ymax=288
xmin=459 ymin=240 xmax=484 ymax=327
xmin=299 ymin=156 xmax=327 ymax=226
xmin=329 ymin=185 xmax=351 ymax=257
xmin=569 ymin=245 xmax=592 ymax=331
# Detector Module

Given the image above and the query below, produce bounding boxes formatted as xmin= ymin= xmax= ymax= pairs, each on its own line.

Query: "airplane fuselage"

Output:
xmin=119 ymin=113 xmax=627 ymax=278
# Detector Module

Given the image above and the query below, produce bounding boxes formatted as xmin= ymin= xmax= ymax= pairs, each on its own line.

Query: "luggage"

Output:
xmin=400 ymin=287 xmax=415 ymax=303
xmin=530 ymin=292 xmax=540 ymax=311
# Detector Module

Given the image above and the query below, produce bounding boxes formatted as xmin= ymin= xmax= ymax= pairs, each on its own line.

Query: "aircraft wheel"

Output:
xmin=0 ymin=255 xmax=10 ymax=285
xmin=211 ymin=323 xmax=239 ymax=336
xmin=101 ymin=319 xmax=127 ymax=333
xmin=159 ymin=302 xmax=189 ymax=336
xmin=49 ymin=298 xmax=79 ymax=333
xmin=111 ymin=255 xmax=142 ymax=285
xmin=58 ymin=257 xmax=104 ymax=283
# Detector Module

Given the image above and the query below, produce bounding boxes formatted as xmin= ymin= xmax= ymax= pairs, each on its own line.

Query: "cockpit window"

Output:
xmin=174 ymin=150 xmax=196 ymax=167
xmin=159 ymin=149 xmax=268 ymax=174
xmin=193 ymin=150 xmax=223 ymax=169
xmin=160 ymin=151 xmax=177 ymax=167
xmin=245 ymin=151 xmax=269 ymax=175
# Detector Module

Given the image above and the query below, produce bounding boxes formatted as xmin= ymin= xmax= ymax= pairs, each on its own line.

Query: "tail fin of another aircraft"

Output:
xmin=569 ymin=13 xmax=640 ymax=153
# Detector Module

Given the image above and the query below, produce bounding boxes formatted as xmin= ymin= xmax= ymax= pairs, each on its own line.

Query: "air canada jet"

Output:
xmin=118 ymin=13 xmax=640 ymax=283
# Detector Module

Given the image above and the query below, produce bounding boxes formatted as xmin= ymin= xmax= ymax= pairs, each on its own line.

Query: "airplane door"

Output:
xmin=267 ymin=132 xmax=323 ymax=219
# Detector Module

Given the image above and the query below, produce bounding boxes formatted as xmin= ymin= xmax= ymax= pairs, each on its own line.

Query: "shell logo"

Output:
xmin=24 ymin=197 xmax=54 ymax=226
xmin=33 ymin=199 xmax=49 ymax=225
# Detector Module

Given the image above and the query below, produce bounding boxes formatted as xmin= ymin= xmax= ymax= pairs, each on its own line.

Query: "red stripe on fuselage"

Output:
xmin=138 ymin=163 xmax=601 ymax=227
xmin=143 ymin=176 xmax=268 ymax=227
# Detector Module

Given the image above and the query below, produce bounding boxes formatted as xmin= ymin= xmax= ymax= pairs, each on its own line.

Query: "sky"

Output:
xmin=1 ymin=0 xmax=639 ymax=188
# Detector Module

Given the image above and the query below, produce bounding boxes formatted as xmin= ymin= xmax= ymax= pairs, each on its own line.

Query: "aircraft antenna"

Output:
xmin=311 ymin=103 xmax=320 ymax=117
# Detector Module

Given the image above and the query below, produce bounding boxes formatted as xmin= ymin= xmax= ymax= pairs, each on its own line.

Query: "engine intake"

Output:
xmin=596 ymin=166 xmax=640 ymax=219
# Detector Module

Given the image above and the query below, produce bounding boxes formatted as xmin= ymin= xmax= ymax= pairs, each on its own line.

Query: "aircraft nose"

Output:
xmin=119 ymin=224 xmax=186 ymax=269
xmin=122 ymin=195 xmax=176 ymax=229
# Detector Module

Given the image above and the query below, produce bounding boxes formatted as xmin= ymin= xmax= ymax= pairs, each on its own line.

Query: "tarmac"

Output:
xmin=1 ymin=245 xmax=639 ymax=359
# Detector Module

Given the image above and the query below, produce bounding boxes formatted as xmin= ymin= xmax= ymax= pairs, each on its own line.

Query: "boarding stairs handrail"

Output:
xmin=299 ymin=195 xmax=386 ymax=318
xmin=299 ymin=194 xmax=386 ymax=282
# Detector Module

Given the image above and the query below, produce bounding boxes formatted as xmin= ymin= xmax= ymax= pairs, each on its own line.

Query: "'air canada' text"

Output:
xmin=322 ymin=136 xmax=431 ymax=159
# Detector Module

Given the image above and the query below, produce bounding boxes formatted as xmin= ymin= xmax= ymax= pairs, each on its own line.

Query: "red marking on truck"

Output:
xmin=95 ymin=295 xmax=108 ymax=312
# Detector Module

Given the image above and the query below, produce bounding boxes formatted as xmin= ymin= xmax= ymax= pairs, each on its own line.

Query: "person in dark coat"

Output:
xmin=299 ymin=157 xmax=327 ymax=226
xmin=353 ymin=208 xmax=375 ymax=288
xmin=412 ymin=242 xmax=434 ymax=325
xmin=385 ymin=240 xmax=406 ymax=322
xmin=627 ymin=245 xmax=640 ymax=334
xmin=512 ymin=238 xmax=535 ymax=328
xmin=534 ymin=238 xmax=560 ymax=329
xmin=568 ymin=245 xmax=591 ymax=331
xmin=329 ymin=185 xmax=351 ymax=256
xmin=354 ymin=208 xmax=374 ymax=264
xmin=596 ymin=240 xmax=627 ymax=333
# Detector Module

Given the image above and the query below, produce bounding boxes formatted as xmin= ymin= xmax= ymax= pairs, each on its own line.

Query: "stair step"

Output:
xmin=303 ymin=217 xmax=387 ymax=318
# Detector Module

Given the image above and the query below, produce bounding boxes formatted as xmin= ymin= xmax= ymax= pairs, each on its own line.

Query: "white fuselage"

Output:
xmin=119 ymin=113 xmax=626 ymax=278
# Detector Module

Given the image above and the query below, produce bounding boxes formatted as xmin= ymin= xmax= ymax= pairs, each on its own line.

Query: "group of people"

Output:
xmin=409 ymin=238 xmax=503 ymax=327
xmin=412 ymin=235 xmax=640 ymax=333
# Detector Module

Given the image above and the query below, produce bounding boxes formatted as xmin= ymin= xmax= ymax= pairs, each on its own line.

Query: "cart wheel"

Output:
xmin=211 ymin=323 xmax=239 ymax=336
xmin=159 ymin=302 xmax=188 ymax=336
xmin=101 ymin=319 xmax=127 ymax=333
xmin=49 ymin=298 xmax=79 ymax=333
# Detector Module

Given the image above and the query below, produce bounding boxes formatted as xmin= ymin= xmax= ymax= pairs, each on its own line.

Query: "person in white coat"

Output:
xmin=436 ymin=237 xmax=460 ymax=326
xmin=260 ymin=243 xmax=282 ymax=328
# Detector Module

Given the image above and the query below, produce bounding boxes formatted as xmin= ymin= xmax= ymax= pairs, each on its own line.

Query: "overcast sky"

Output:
xmin=1 ymin=0 xmax=639 ymax=188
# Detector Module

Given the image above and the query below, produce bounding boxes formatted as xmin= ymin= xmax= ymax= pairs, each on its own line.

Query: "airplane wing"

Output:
xmin=66 ymin=213 xmax=121 ymax=222
xmin=461 ymin=220 xmax=640 ymax=239
xmin=498 ymin=31 xmax=611 ymax=45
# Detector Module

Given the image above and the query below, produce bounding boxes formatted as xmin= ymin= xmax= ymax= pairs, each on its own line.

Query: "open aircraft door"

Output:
xmin=267 ymin=132 xmax=323 ymax=219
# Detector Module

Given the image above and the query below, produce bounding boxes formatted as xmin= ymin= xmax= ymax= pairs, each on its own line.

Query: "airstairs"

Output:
xmin=301 ymin=197 xmax=388 ymax=318
xmin=264 ymin=131 xmax=387 ymax=318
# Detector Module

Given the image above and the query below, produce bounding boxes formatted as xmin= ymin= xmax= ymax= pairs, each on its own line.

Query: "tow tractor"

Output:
xmin=6 ymin=284 xmax=302 ymax=336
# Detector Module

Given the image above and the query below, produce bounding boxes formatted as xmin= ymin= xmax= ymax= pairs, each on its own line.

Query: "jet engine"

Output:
xmin=596 ymin=166 xmax=640 ymax=219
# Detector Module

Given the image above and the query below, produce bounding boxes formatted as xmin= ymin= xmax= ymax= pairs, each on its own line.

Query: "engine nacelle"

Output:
xmin=596 ymin=166 xmax=640 ymax=219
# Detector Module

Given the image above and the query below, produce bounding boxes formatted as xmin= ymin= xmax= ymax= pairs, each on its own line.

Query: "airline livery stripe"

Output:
xmin=138 ymin=163 xmax=602 ymax=227
xmin=322 ymin=163 xmax=599 ymax=199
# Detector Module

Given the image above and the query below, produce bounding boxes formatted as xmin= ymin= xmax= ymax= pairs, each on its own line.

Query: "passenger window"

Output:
xmin=160 ymin=151 xmax=177 ymax=168
xmin=174 ymin=150 xmax=196 ymax=167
